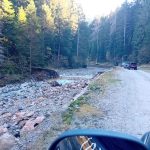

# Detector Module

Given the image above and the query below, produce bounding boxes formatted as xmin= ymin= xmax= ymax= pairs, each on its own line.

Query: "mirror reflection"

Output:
xmin=55 ymin=136 xmax=146 ymax=150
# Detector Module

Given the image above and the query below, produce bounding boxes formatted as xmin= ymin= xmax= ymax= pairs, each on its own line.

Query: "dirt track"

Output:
xmin=96 ymin=68 xmax=150 ymax=137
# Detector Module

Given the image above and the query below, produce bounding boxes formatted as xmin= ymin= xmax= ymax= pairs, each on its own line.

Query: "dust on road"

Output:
xmin=95 ymin=69 xmax=150 ymax=137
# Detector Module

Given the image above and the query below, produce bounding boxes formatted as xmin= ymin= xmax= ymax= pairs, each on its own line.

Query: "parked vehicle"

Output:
xmin=121 ymin=62 xmax=130 ymax=69
xmin=49 ymin=129 xmax=150 ymax=150
xmin=129 ymin=62 xmax=137 ymax=70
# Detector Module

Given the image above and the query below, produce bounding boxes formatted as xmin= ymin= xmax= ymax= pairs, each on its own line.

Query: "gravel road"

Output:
xmin=98 ymin=69 xmax=150 ymax=137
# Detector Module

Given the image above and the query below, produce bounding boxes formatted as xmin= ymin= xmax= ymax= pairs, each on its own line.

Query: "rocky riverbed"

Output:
xmin=0 ymin=67 xmax=107 ymax=150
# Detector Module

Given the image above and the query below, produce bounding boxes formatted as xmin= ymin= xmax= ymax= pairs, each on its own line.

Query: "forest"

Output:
xmin=89 ymin=0 xmax=150 ymax=64
xmin=0 ymin=0 xmax=150 ymax=77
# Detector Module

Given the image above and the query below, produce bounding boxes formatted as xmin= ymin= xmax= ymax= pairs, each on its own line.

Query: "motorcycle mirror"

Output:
xmin=49 ymin=129 xmax=148 ymax=150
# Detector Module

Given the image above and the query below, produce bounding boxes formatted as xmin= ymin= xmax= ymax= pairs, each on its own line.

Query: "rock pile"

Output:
xmin=0 ymin=78 xmax=88 ymax=149
xmin=0 ymin=67 xmax=105 ymax=149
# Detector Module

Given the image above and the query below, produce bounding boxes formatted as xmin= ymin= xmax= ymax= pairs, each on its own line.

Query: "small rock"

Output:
xmin=22 ymin=116 xmax=45 ymax=132
xmin=45 ymin=112 xmax=51 ymax=117
xmin=34 ymin=116 xmax=45 ymax=126
xmin=26 ymin=111 xmax=34 ymax=117
xmin=82 ymin=83 xmax=88 ymax=88
xmin=18 ymin=107 xmax=23 ymax=111
xmin=18 ymin=120 xmax=27 ymax=128
xmin=49 ymin=81 xmax=61 ymax=87
xmin=21 ymin=119 xmax=35 ymax=132
xmin=0 ymin=126 xmax=8 ymax=134
xmin=12 ymin=129 xmax=20 ymax=138
xmin=2 ymin=112 xmax=12 ymax=118
xmin=12 ymin=112 xmax=26 ymax=122
xmin=0 ymin=133 xmax=16 ymax=150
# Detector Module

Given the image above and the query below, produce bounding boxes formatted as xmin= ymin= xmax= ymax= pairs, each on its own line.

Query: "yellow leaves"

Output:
xmin=2 ymin=0 xmax=15 ymax=18
xmin=42 ymin=3 xmax=54 ymax=28
xmin=60 ymin=0 xmax=70 ymax=20
xmin=49 ymin=0 xmax=78 ymax=31
xmin=26 ymin=0 xmax=36 ymax=15
xmin=18 ymin=7 xmax=27 ymax=23
xmin=0 ymin=8 xmax=3 ymax=19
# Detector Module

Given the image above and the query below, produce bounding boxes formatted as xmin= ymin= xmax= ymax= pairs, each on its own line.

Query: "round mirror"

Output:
xmin=54 ymin=135 xmax=147 ymax=150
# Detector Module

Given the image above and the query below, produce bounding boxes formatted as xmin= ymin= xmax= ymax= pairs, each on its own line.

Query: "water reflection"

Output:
xmin=55 ymin=136 xmax=146 ymax=150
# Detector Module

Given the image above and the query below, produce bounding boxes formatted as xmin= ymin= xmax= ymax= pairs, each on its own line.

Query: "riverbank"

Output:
xmin=28 ymin=68 xmax=114 ymax=150
xmin=0 ymin=67 xmax=108 ymax=150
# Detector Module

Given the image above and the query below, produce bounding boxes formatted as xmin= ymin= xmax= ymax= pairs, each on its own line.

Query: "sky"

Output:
xmin=75 ymin=0 xmax=127 ymax=20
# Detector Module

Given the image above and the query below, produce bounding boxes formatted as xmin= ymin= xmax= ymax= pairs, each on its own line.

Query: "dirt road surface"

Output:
xmin=97 ymin=68 xmax=150 ymax=137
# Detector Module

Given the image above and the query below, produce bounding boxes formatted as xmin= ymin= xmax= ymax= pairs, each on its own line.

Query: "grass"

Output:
xmin=62 ymin=69 xmax=120 ymax=125
xmin=88 ymin=70 xmax=120 ymax=93
xmin=62 ymin=95 xmax=89 ymax=125
xmin=139 ymin=64 xmax=150 ymax=73
xmin=88 ymin=82 xmax=101 ymax=91
xmin=75 ymin=104 xmax=103 ymax=118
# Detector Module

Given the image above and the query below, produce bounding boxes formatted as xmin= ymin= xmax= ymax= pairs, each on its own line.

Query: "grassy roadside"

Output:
xmin=62 ymin=95 xmax=89 ymax=125
xmin=62 ymin=69 xmax=120 ymax=125
xmin=139 ymin=64 xmax=150 ymax=72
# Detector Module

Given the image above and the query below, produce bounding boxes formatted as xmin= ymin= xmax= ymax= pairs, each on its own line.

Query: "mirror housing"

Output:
xmin=142 ymin=132 xmax=150 ymax=149
xmin=49 ymin=129 xmax=148 ymax=150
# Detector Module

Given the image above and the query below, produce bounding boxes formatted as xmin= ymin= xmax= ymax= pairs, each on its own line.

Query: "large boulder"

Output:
xmin=32 ymin=67 xmax=59 ymax=81
xmin=21 ymin=116 xmax=45 ymax=132
xmin=49 ymin=81 xmax=62 ymax=87
xmin=0 ymin=133 xmax=16 ymax=150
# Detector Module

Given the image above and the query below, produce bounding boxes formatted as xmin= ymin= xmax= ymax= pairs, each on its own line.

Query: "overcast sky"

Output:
xmin=75 ymin=0 xmax=127 ymax=20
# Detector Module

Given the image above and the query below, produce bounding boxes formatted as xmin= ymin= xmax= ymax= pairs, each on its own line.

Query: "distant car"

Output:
xmin=128 ymin=62 xmax=137 ymax=70
xmin=121 ymin=62 xmax=129 ymax=69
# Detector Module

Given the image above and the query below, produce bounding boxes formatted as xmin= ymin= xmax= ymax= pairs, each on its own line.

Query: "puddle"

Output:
xmin=56 ymin=79 xmax=74 ymax=85
xmin=60 ymin=75 xmax=93 ymax=79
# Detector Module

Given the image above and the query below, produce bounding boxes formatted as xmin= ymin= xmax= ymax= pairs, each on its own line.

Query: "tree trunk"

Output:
xmin=77 ymin=25 xmax=80 ymax=57
xmin=96 ymin=32 xmax=99 ymax=64
xmin=57 ymin=29 xmax=61 ymax=63
xmin=41 ymin=29 xmax=45 ymax=66
xmin=57 ymin=18 xmax=61 ymax=64
xmin=124 ymin=0 xmax=127 ymax=51
xmin=29 ymin=43 xmax=32 ymax=76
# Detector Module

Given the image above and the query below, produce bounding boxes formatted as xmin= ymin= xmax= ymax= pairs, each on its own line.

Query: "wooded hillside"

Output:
xmin=89 ymin=0 xmax=150 ymax=64
xmin=0 ymin=0 xmax=150 ymax=77
xmin=0 ymin=0 xmax=89 ymax=77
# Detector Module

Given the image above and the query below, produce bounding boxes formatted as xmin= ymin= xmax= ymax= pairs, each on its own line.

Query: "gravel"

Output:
xmin=71 ymin=68 xmax=150 ymax=138
xmin=97 ymin=69 xmax=150 ymax=137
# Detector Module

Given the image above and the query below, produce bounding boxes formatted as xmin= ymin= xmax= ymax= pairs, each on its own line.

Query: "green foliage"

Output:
xmin=0 ymin=0 xmax=90 ymax=77
xmin=1 ymin=0 xmax=150 ymax=78
xmin=88 ymin=83 xmax=101 ymax=91
xmin=89 ymin=0 xmax=150 ymax=64
xmin=138 ymin=46 xmax=150 ymax=64
xmin=1 ymin=60 xmax=18 ymax=74
xmin=62 ymin=96 xmax=87 ymax=125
